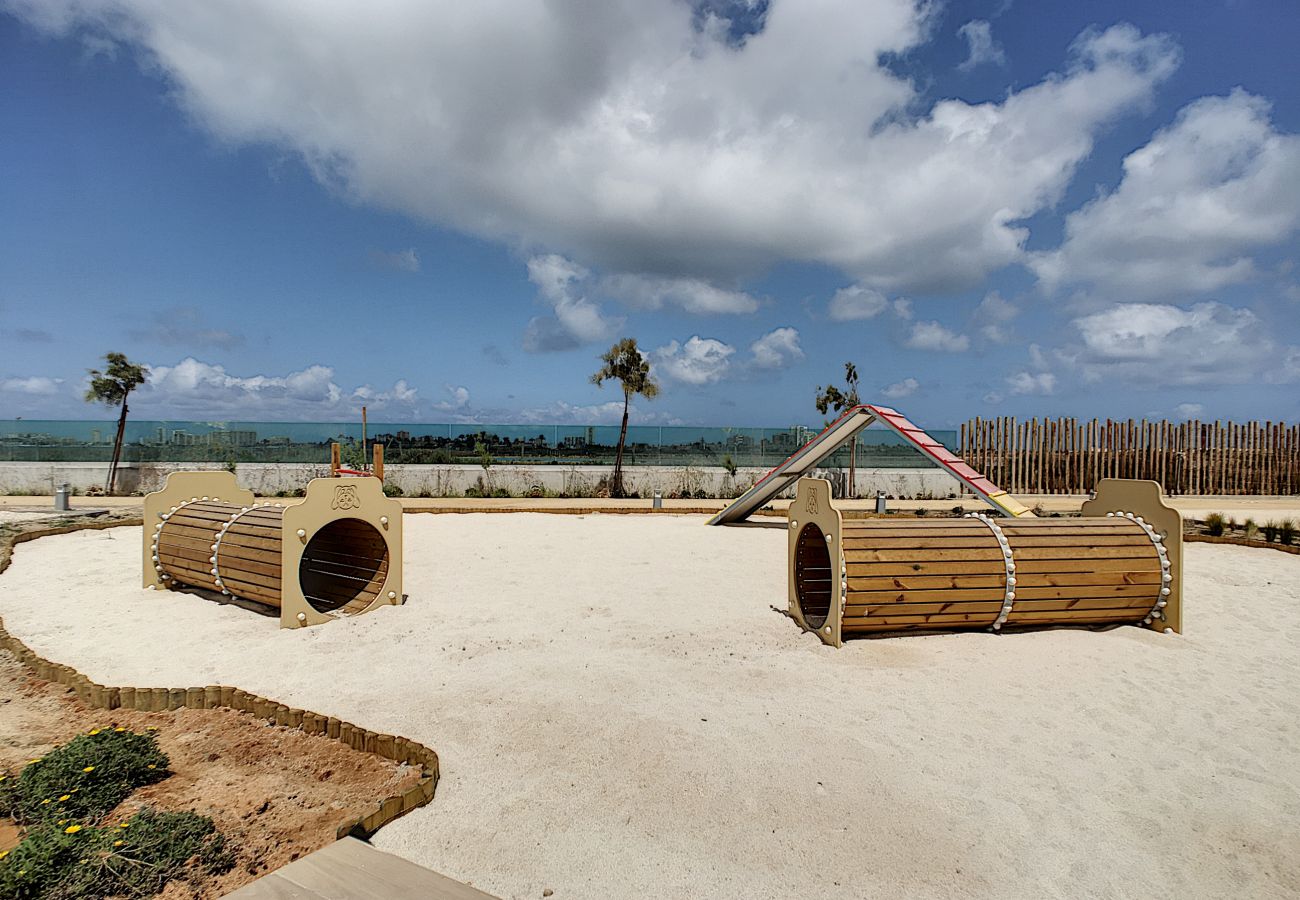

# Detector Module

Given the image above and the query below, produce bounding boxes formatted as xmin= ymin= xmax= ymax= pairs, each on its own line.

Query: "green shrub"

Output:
xmin=0 ymin=808 xmax=232 ymax=900
xmin=1244 ymin=518 xmax=1258 ymax=540
xmin=1203 ymin=512 xmax=1226 ymax=537
xmin=1280 ymin=519 xmax=1296 ymax=546
xmin=381 ymin=482 xmax=403 ymax=497
xmin=3 ymin=728 xmax=168 ymax=827
xmin=1262 ymin=520 xmax=1280 ymax=542
xmin=915 ymin=508 xmax=929 ymax=517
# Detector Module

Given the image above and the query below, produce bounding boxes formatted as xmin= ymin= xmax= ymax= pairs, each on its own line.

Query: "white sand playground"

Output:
xmin=1 ymin=516 xmax=1298 ymax=899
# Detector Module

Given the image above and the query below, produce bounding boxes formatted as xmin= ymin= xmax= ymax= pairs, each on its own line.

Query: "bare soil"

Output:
xmin=0 ymin=649 xmax=423 ymax=898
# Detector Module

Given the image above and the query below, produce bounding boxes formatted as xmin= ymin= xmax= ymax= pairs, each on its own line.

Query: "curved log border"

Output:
xmin=0 ymin=520 xmax=438 ymax=841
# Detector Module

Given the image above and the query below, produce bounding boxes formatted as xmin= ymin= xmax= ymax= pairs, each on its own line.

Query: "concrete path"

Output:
xmin=225 ymin=837 xmax=498 ymax=899
xmin=3 ymin=493 xmax=1298 ymax=521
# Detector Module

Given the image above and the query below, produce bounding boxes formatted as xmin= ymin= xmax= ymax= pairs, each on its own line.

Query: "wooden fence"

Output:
xmin=959 ymin=418 xmax=1300 ymax=496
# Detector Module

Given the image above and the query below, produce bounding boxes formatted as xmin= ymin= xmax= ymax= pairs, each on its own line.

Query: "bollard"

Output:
xmin=875 ymin=491 xmax=887 ymax=514
xmin=54 ymin=483 xmax=71 ymax=512
xmin=652 ymin=491 xmax=663 ymax=509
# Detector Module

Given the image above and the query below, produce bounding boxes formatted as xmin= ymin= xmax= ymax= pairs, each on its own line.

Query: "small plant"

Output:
xmin=382 ymin=482 xmax=404 ymax=497
xmin=1262 ymin=520 xmax=1280 ymax=542
xmin=915 ymin=507 xmax=929 ymax=517
xmin=1280 ymin=518 xmax=1296 ymax=546
xmin=474 ymin=440 xmax=493 ymax=472
xmin=1244 ymin=518 xmax=1259 ymax=541
xmin=2 ymin=728 xmax=169 ymax=827
xmin=1226 ymin=517 xmax=1238 ymax=534
xmin=1203 ymin=513 xmax=1226 ymax=537
xmin=721 ymin=454 xmax=738 ymax=478
xmin=951 ymin=505 xmax=965 ymax=516
xmin=0 ymin=807 xmax=232 ymax=899
xmin=1032 ymin=503 xmax=1047 ymax=517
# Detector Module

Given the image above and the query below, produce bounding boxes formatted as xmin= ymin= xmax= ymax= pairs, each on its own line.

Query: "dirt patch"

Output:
xmin=0 ymin=649 xmax=422 ymax=897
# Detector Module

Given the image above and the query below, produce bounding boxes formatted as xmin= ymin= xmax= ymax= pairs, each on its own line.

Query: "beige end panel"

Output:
xmin=788 ymin=477 xmax=844 ymax=648
xmin=1081 ymin=479 xmax=1182 ymax=634
xmin=279 ymin=478 xmax=404 ymax=629
xmin=142 ymin=471 xmax=253 ymax=590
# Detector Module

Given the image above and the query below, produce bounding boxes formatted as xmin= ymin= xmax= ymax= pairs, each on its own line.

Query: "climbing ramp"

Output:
xmin=708 ymin=404 xmax=1033 ymax=525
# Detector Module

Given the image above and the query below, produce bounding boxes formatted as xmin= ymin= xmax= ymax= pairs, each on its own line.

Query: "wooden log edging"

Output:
xmin=1184 ymin=534 xmax=1300 ymax=555
xmin=0 ymin=520 xmax=439 ymax=841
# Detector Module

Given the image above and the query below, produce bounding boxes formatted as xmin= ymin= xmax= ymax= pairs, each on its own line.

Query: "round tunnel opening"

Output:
xmin=299 ymin=518 xmax=389 ymax=614
xmin=795 ymin=523 xmax=833 ymax=630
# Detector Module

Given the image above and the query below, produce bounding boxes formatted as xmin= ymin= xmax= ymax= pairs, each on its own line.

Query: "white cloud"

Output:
xmin=892 ymin=298 xmax=914 ymax=320
xmin=828 ymin=285 xmax=888 ymax=321
xmin=601 ymin=274 xmax=758 ymax=314
xmin=7 ymin=6 xmax=1181 ymax=293
xmin=432 ymin=384 xmax=470 ymax=412
xmin=1006 ymin=371 xmax=1056 ymax=394
xmin=522 ymin=254 xmax=622 ymax=352
xmin=0 ymin=375 xmax=63 ymax=395
xmin=1031 ymin=90 xmax=1300 ymax=298
xmin=651 ymin=336 xmax=736 ymax=385
xmin=904 ymin=321 xmax=970 ymax=352
xmin=135 ymin=357 xmax=418 ymax=418
xmin=973 ymin=290 xmax=1019 ymax=343
xmin=1066 ymin=301 xmax=1273 ymax=385
xmin=749 ymin=327 xmax=804 ymax=369
xmin=353 ymin=379 xmax=418 ymax=404
xmin=1175 ymin=402 xmax=1204 ymax=419
xmin=881 ymin=377 xmax=919 ymax=398
xmin=369 ymin=247 xmax=420 ymax=273
xmin=957 ymin=20 xmax=1006 ymax=71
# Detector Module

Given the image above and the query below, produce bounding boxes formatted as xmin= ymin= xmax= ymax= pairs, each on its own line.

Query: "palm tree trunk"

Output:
xmin=107 ymin=397 xmax=129 ymax=495
xmin=613 ymin=391 xmax=630 ymax=498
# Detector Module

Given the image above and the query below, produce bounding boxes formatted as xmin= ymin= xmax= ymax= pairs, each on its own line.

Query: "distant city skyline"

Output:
xmin=2 ymin=2 xmax=1298 ymax=428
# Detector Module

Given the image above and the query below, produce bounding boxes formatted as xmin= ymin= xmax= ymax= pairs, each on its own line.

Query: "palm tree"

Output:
xmin=85 ymin=352 xmax=147 ymax=495
xmin=591 ymin=338 xmax=659 ymax=498
xmin=814 ymin=361 xmax=861 ymax=498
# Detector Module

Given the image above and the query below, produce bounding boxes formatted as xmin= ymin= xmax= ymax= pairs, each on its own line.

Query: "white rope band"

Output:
xmin=964 ymin=512 xmax=1016 ymax=631
xmin=211 ymin=503 xmax=276 ymax=597
xmin=1105 ymin=511 xmax=1172 ymax=625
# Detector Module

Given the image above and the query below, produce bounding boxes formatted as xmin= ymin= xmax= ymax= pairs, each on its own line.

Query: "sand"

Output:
xmin=0 ymin=516 xmax=1297 ymax=899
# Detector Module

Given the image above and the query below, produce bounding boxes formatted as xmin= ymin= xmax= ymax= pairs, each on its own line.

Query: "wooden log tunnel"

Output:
xmin=788 ymin=477 xmax=1182 ymax=647
xmin=143 ymin=471 xmax=404 ymax=628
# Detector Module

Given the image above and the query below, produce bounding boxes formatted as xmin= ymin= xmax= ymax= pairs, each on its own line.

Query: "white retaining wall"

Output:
xmin=0 ymin=461 xmax=964 ymax=500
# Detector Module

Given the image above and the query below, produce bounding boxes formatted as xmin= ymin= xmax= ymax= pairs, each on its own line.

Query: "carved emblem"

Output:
xmin=332 ymin=484 xmax=362 ymax=510
xmin=805 ymin=486 xmax=820 ymax=516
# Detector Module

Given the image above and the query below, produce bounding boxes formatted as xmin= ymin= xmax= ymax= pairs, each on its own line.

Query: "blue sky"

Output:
xmin=1 ymin=0 xmax=1297 ymax=429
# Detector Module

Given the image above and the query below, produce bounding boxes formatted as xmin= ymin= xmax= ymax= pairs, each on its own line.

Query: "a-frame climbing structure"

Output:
xmin=707 ymin=404 xmax=1034 ymax=525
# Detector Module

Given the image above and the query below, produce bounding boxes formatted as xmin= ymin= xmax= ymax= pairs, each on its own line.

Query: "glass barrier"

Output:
xmin=0 ymin=420 xmax=955 ymax=468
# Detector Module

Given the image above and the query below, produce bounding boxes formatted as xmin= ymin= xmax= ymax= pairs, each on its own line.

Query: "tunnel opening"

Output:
xmin=794 ymin=523 xmax=833 ymax=630
xmin=299 ymin=518 xmax=389 ymax=614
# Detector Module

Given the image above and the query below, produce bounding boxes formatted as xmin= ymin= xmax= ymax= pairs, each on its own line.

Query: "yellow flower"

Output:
xmin=113 ymin=840 xmax=124 ymax=847
xmin=58 ymin=794 xmax=71 ymax=802
xmin=118 ymin=822 xmax=130 ymax=828
xmin=0 ymin=775 xmax=6 ymax=781
xmin=82 ymin=766 xmax=95 ymax=773
xmin=28 ymin=758 xmax=40 ymax=764
xmin=114 ymin=727 xmax=126 ymax=733
xmin=58 ymin=819 xmax=66 ymax=826
xmin=41 ymin=799 xmax=52 ymax=805
xmin=146 ymin=764 xmax=155 ymax=770
xmin=64 ymin=824 xmax=82 ymax=834
xmin=0 ymin=850 xmax=7 ymax=860
xmin=88 ymin=729 xmax=101 ymax=735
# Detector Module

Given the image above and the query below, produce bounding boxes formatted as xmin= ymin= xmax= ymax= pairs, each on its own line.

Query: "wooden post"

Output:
xmin=331 ymin=442 xmax=341 ymax=477
xmin=373 ymin=443 xmax=384 ymax=483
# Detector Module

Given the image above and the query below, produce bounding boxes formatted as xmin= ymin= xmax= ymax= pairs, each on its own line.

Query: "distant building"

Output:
xmin=211 ymin=430 xmax=257 ymax=447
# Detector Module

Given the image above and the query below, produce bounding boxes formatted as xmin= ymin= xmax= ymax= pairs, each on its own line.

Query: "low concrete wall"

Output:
xmin=0 ymin=461 xmax=965 ymax=500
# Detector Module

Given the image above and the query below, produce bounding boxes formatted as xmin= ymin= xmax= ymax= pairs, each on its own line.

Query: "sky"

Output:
xmin=1 ymin=0 xmax=1298 ymax=429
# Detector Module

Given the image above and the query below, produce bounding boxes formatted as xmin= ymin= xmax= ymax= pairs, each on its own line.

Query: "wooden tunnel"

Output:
xmin=143 ymin=471 xmax=403 ymax=628
xmin=788 ymin=477 xmax=1182 ymax=646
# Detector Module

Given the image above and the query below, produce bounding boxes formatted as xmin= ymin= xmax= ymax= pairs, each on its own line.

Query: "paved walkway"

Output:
xmin=225 ymin=837 xmax=498 ymax=899
xmin=3 ymin=493 xmax=1298 ymax=521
